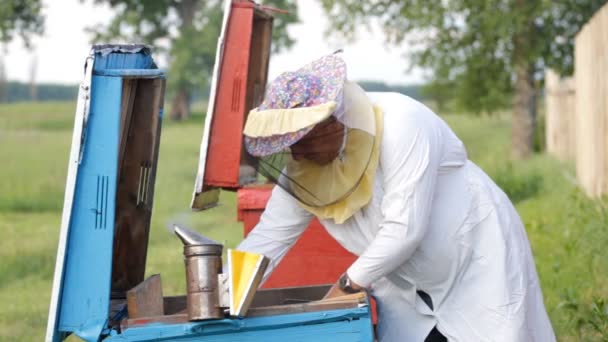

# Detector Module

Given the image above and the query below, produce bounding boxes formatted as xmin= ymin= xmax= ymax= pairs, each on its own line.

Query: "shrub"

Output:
xmin=493 ymin=163 xmax=543 ymax=203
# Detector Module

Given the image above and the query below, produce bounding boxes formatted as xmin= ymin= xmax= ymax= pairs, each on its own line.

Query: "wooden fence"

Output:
xmin=547 ymin=4 xmax=608 ymax=197
xmin=545 ymin=69 xmax=576 ymax=162
xmin=574 ymin=4 xmax=608 ymax=198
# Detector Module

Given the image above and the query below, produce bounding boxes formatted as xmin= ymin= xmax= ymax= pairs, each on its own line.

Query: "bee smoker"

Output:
xmin=174 ymin=225 xmax=228 ymax=320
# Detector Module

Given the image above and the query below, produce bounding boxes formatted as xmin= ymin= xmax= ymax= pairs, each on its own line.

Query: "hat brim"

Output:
xmin=243 ymin=101 xmax=336 ymax=138
xmin=244 ymin=125 xmax=314 ymax=157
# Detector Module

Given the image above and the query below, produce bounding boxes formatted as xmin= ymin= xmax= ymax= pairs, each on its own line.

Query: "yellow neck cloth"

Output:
xmin=286 ymin=89 xmax=383 ymax=224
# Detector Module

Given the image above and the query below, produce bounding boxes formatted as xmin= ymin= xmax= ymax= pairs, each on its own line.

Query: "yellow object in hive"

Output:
xmin=228 ymin=249 xmax=269 ymax=316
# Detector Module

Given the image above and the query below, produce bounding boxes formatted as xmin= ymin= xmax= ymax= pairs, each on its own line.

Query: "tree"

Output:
xmin=0 ymin=0 xmax=44 ymax=47
xmin=319 ymin=0 xmax=607 ymax=158
xmin=0 ymin=56 xmax=6 ymax=102
xmin=88 ymin=0 xmax=299 ymax=120
xmin=0 ymin=0 xmax=44 ymax=102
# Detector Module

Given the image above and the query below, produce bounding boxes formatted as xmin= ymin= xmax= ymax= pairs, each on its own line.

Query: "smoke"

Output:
xmin=164 ymin=210 xmax=195 ymax=234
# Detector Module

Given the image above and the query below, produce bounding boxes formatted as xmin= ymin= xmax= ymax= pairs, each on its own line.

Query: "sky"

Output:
xmin=2 ymin=0 xmax=425 ymax=86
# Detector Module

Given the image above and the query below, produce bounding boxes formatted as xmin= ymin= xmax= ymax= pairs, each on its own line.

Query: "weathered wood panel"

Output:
xmin=126 ymin=274 xmax=164 ymax=319
xmin=575 ymin=4 xmax=608 ymax=197
xmin=121 ymin=291 xmax=366 ymax=331
xmin=112 ymin=78 xmax=166 ymax=297
xmin=545 ymin=69 xmax=575 ymax=162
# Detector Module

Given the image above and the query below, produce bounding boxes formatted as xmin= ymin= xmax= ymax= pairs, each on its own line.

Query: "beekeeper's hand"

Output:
xmin=323 ymin=273 xmax=362 ymax=299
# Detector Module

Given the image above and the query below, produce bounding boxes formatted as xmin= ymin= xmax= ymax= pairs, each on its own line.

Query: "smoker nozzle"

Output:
xmin=173 ymin=224 xmax=221 ymax=246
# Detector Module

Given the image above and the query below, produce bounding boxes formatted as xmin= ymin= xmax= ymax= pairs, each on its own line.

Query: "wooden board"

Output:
xmin=238 ymin=9 xmax=274 ymax=181
xmin=127 ymin=274 xmax=164 ymax=319
xmin=575 ymin=4 xmax=608 ymax=197
xmin=111 ymin=78 xmax=166 ymax=297
xmin=161 ymin=284 xmax=332 ymax=316
xmin=250 ymin=284 xmax=331 ymax=307
xmin=121 ymin=291 xmax=366 ymax=331
xmin=118 ymin=79 xmax=138 ymax=169
xmin=545 ymin=69 xmax=576 ymax=162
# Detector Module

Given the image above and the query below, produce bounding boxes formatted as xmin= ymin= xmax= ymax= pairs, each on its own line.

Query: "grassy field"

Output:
xmin=0 ymin=101 xmax=606 ymax=341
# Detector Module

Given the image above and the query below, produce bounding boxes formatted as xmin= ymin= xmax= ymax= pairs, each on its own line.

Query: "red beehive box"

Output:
xmin=236 ymin=186 xmax=378 ymax=322
xmin=236 ymin=185 xmax=357 ymax=288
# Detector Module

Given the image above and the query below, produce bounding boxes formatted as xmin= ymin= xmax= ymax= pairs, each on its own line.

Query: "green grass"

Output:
xmin=0 ymin=102 xmax=606 ymax=341
xmin=0 ymin=101 xmax=76 ymax=131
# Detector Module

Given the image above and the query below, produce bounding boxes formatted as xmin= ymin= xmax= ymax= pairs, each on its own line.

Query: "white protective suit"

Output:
xmin=237 ymin=92 xmax=556 ymax=341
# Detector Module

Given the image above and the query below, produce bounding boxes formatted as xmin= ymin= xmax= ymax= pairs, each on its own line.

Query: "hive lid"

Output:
xmin=191 ymin=0 xmax=275 ymax=210
xmin=46 ymin=45 xmax=164 ymax=342
xmin=191 ymin=0 xmax=234 ymax=210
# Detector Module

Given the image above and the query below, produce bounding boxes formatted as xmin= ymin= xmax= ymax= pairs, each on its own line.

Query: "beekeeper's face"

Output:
xmin=290 ymin=116 xmax=345 ymax=165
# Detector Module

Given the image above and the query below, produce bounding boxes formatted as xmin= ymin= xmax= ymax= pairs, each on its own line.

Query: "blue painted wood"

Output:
xmin=107 ymin=308 xmax=374 ymax=342
xmin=93 ymin=47 xmax=156 ymax=71
xmin=57 ymin=75 xmax=122 ymax=341
xmin=94 ymin=69 xmax=166 ymax=78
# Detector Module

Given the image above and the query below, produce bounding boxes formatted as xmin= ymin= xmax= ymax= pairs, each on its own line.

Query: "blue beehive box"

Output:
xmin=45 ymin=44 xmax=374 ymax=341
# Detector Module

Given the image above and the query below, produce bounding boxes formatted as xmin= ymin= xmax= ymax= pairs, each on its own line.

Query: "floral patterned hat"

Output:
xmin=243 ymin=54 xmax=347 ymax=157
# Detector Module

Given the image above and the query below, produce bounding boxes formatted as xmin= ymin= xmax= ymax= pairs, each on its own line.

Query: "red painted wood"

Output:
xmin=237 ymin=186 xmax=378 ymax=322
xmin=237 ymin=187 xmax=356 ymax=287
xmin=242 ymin=212 xmax=355 ymax=287
xmin=204 ymin=3 xmax=254 ymax=188
xmin=236 ymin=184 xmax=274 ymax=222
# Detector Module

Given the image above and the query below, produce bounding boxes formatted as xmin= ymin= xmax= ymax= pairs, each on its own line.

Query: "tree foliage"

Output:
xmin=87 ymin=0 xmax=299 ymax=119
xmin=0 ymin=0 xmax=44 ymax=102
xmin=358 ymin=80 xmax=424 ymax=100
xmin=319 ymin=0 xmax=606 ymax=157
xmin=319 ymin=0 xmax=606 ymax=114
xmin=0 ymin=0 xmax=44 ymax=48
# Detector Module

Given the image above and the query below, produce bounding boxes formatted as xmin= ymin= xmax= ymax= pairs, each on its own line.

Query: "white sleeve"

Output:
xmin=347 ymin=105 xmax=442 ymax=288
xmin=236 ymin=185 xmax=313 ymax=280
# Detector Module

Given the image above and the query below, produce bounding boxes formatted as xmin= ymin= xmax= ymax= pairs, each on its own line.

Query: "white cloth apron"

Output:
xmin=237 ymin=92 xmax=556 ymax=341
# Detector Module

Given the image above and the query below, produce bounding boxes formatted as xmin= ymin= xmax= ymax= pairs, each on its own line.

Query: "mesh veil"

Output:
xmin=249 ymin=82 xmax=377 ymax=208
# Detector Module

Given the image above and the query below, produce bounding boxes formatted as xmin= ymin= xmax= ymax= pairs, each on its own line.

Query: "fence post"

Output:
xmin=545 ymin=69 xmax=576 ymax=162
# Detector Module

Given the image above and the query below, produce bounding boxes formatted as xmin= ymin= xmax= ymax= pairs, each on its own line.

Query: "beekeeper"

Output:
xmin=236 ymin=54 xmax=556 ymax=341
